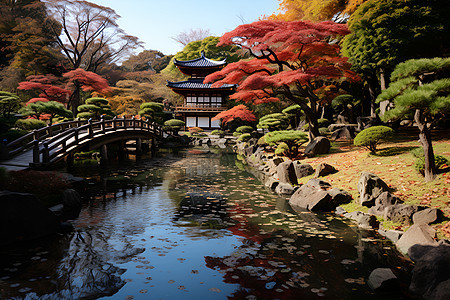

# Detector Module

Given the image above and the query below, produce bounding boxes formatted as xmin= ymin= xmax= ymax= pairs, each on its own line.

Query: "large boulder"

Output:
xmin=0 ymin=191 xmax=61 ymax=245
xmin=276 ymin=161 xmax=298 ymax=185
xmin=357 ymin=172 xmax=390 ymax=207
xmin=266 ymin=157 xmax=284 ymax=176
xmin=62 ymin=189 xmax=82 ymax=220
xmin=264 ymin=176 xmax=280 ymax=190
xmin=275 ymin=182 xmax=296 ymax=196
xmin=367 ymin=268 xmax=398 ymax=292
xmin=344 ymin=211 xmax=379 ymax=229
xmin=396 ymin=223 xmax=438 ymax=255
xmin=408 ymin=244 xmax=450 ymax=300
xmin=314 ymin=163 xmax=336 ymax=178
xmin=383 ymin=204 xmax=421 ymax=225
xmin=304 ymin=136 xmax=330 ymax=157
xmin=331 ymin=126 xmax=355 ymax=141
xmin=368 ymin=191 xmax=403 ymax=216
xmin=412 ymin=208 xmax=443 ymax=225
xmin=289 ymin=179 xmax=352 ymax=211
xmin=292 ymin=161 xmax=314 ymax=179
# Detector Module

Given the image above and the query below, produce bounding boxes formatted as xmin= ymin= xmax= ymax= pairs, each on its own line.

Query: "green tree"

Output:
xmin=163 ymin=119 xmax=185 ymax=135
xmin=77 ymin=97 xmax=115 ymax=120
xmin=20 ymin=101 xmax=73 ymax=124
xmin=377 ymin=57 xmax=450 ymax=181
xmin=138 ymin=102 xmax=164 ymax=123
xmin=257 ymin=113 xmax=290 ymax=132
xmin=354 ymin=125 xmax=394 ymax=153
xmin=342 ymin=0 xmax=450 ymax=116
xmin=263 ymin=130 xmax=308 ymax=159
xmin=332 ymin=94 xmax=360 ymax=123
xmin=0 ymin=91 xmax=22 ymax=118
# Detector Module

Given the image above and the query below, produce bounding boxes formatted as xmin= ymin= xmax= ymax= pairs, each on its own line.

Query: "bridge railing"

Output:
xmin=5 ymin=120 xmax=88 ymax=157
xmin=32 ymin=117 xmax=162 ymax=165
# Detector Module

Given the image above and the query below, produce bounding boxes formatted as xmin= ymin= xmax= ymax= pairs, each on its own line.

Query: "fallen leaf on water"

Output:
xmin=209 ymin=288 xmax=221 ymax=293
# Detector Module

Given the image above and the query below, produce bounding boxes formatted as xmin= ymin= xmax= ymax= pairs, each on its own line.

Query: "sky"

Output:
xmin=90 ymin=0 xmax=280 ymax=55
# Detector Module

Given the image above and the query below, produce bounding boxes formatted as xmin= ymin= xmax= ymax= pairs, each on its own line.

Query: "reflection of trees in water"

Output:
xmin=54 ymin=231 xmax=144 ymax=299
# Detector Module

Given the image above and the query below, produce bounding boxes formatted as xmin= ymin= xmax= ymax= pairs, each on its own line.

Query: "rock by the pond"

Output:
xmin=344 ymin=211 xmax=379 ymax=229
xmin=335 ymin=206 xmax=347 ymax=215
xmin=368 ymin=191 xmax=403 ymax=216
xmin=396 ymin=223 xmax=438 ymax=255
xmin=62 ymin=189 xmax=82 ymax=220
xmin=304 ymin=136 xmax=330 ymax=157
xmin=383 ymin=204 xmax=420 ymax=225
xmin=331 ymin=126 xmax=355 ymax=141
xmin=378 ymin=229 xmax=404 ymax=243
xmin=0 ymin=191 xmax=61 ymax=245
xmin=289 ymin=179 xmax=352 ymax=211
xmin=276 ymin=161 xmax=298 ymax=185
xmin=275 ymin=182 xmax=296 ymax=196
xmin=292 ymin=161 xmax=314 ymax=179
xmin=367 ymin=268 xmax=398 ymax=292
xmin=412 ymin=208 xmax=443 ymax=225
xmin=408 ymin=244 xmax=450 ymax=300
xmin=244 ymin=145 xmax=255 ymax=157
xmin=314 ymin=163 xmax=336 ymax=178
xmin=358 ymin=172 xmax=390 ymax=207
xmin=266 ymin=157 xmax=284 ymax=176
xmin=264 ymin=176 xmax=279 ymax=190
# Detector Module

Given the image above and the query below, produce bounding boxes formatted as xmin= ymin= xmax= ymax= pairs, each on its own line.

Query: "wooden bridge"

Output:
xmin=0 ymin=117 xmax=163 ymax=170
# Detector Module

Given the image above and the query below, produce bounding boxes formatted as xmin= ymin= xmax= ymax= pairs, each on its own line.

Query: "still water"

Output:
xmin=0 ymin=148 xmax=412 ymax=299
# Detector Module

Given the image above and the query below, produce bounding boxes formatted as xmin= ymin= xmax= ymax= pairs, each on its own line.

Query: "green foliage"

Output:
xmin=188 ymin=127 xmax=203 ymax=134
xmin=257 ymin=113 xmax=289 ymax=131
xmin=354 ymin=126 xmax=394 ymax=153
xmin=235 ymin=125 xmax=253 ymax=134
xmin=275 ymin=142 xmax=289 ymax=156
xmin=210 ymin=129 xmax=225 ymax=136
xmin=282 ymin=104 xmax=302 ymax=115
xmin=415 ymin=155 xmax=448 ymax=175
xmin=0 ymin=91 xmax=22 ymax=118
xmin=163 ymin=119 xmax=185 ymax=135
xmin=318 ymin=118 xmax=331 ymax=128
xmin=237 ymin=133 xmax=251 ymax=142
xmin=342 ymin=0 xmax=449 ymax=77
xmin=233 ymin=131 xmax=241 ymax=137
xmin=319 ymin=127 xmax=330 ymax=135
xmin=263 ymin=130 xmax=308 ymax=159
xmin=257 ymin=136 xmax=267 ymax=145
xmin=14 ymin=119 xmax=47 ymax=130
xmin=0 ymin=129 xmax=28 ymax=142
xmin=77 ymin=97 xmax=115 ymax=120
xmin=138 ymin=102 xmax=164 ymax=123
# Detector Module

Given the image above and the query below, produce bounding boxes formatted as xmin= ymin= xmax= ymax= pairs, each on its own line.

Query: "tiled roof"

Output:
xmin=167 ymin=79 xmax=236 ymax=90
xmin=174 ymin=51 xmax=227 ymax=68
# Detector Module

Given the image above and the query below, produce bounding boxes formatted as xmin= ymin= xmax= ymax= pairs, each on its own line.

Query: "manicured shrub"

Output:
xmin=354 ymin=126 xmax=394 ymax=153
xmin=163 ymin=119 xmax=185 ymax=135
xmin=258 ymin=113 xmax=289 ymax=131
xmin=263 ymin=130 xmax=308 ymax=159
xmin=318 ymin=118 xmax=331 ymax=128
xmin=0 ymin=129 xmax=28 ymax=142
xmin=275 ymin=142 xmax=289 ymax=156
xmin=235 ymin=125 xmax=253 ymax=134
xmin=237 ymin=133 xmax=251 ymax=142
xmin=211 ymin=129 xmax=225 ymax=136
xmin=233 ymin=131 xmax=241 ymax=137
xmin=77 ymin=97 xmax=115 ymax=120
xmin=188 ymin=127 xmax=203 ymax=133
xmin=413 ymin=151 xmax=449 ymax=175
xmin=15 ymin=119 xmax=47 ymax=130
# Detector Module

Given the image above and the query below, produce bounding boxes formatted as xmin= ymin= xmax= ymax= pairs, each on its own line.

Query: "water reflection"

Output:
xmin=0 ymin=149 xmax=412 ymax=299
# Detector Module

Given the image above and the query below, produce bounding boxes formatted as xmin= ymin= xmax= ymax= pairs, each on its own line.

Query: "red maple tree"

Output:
xmin=212 ymin=104 xmax=256 ymax=124
xmin=205 ymin=20 xmax=359 ymax=139
xmin=18 ymin=75 xmax=71 ymax=103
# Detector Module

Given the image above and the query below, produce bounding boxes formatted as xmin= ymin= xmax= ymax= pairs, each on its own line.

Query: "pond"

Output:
xmin=0 ymin=147 xmax=412 ymax=299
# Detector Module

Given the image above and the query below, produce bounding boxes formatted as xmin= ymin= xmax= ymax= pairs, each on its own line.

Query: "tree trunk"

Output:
xmin=379 ymin=68 xmax=391 ymax=118
xmin=367 ymin=78 xmax=378 ymax=117
xmin=68 ymin=81 xmax=81 ymax=116
xmin=415 ymin=109 xmax=436 ymax=181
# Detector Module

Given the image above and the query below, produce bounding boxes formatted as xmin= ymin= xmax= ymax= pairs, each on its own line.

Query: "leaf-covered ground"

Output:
xmin=298 ymin=128 xmax=450 ymax=238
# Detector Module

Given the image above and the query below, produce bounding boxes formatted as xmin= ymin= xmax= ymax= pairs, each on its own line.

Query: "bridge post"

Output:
xmin=48 ymin=124 xmax=53 ymax=137
xmin=32 ymin=129 xmax=39 ymax=141
xmin=88 ymin=119 xmax=93 ymax=138
xmin=66 ymin=152 xmax=74 ymax=169
xmin=32 ymin=140 xmax=40 ymax=163
xmin=101 ymin=115 xmax=106 ymax=134
xmin=132 ymin=116 xmax=136 ymax=129
xmin=100 ymin=144 xmax=108 ymax=164
xmin=43 ymin=142 xmax=49 ymax=163
xmin=117 ymin=140 xmax=126 ymax=161
xmin=74 ymin=128 xmax=79 ymax=143
xmin=112 ymin=116 xmax=117 ymax=130
xmin=136 ymin=138 xmax=142 ymax=155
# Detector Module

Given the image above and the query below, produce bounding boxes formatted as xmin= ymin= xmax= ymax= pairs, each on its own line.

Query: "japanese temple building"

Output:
xmin=167 ymin=51 xmax=236 ymax=129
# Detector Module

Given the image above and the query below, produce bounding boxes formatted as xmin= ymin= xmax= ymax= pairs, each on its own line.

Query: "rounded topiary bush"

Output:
xmin=354 ymin=126 xmax=394 ymax=153
xmin=264 ymin=130 xmax=308 ymax=159
xmin=163 ymin=119 xmax=185 ymax=135
xmin=235 ymin=125 xmax=253 ymax=134
xmin=237 ymin=133 xmax=251 ymax=142
xmin=233 ymin=131 xmax=241 ymax=137
xmin=15 ymin=119 xmax=47 ymax=130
